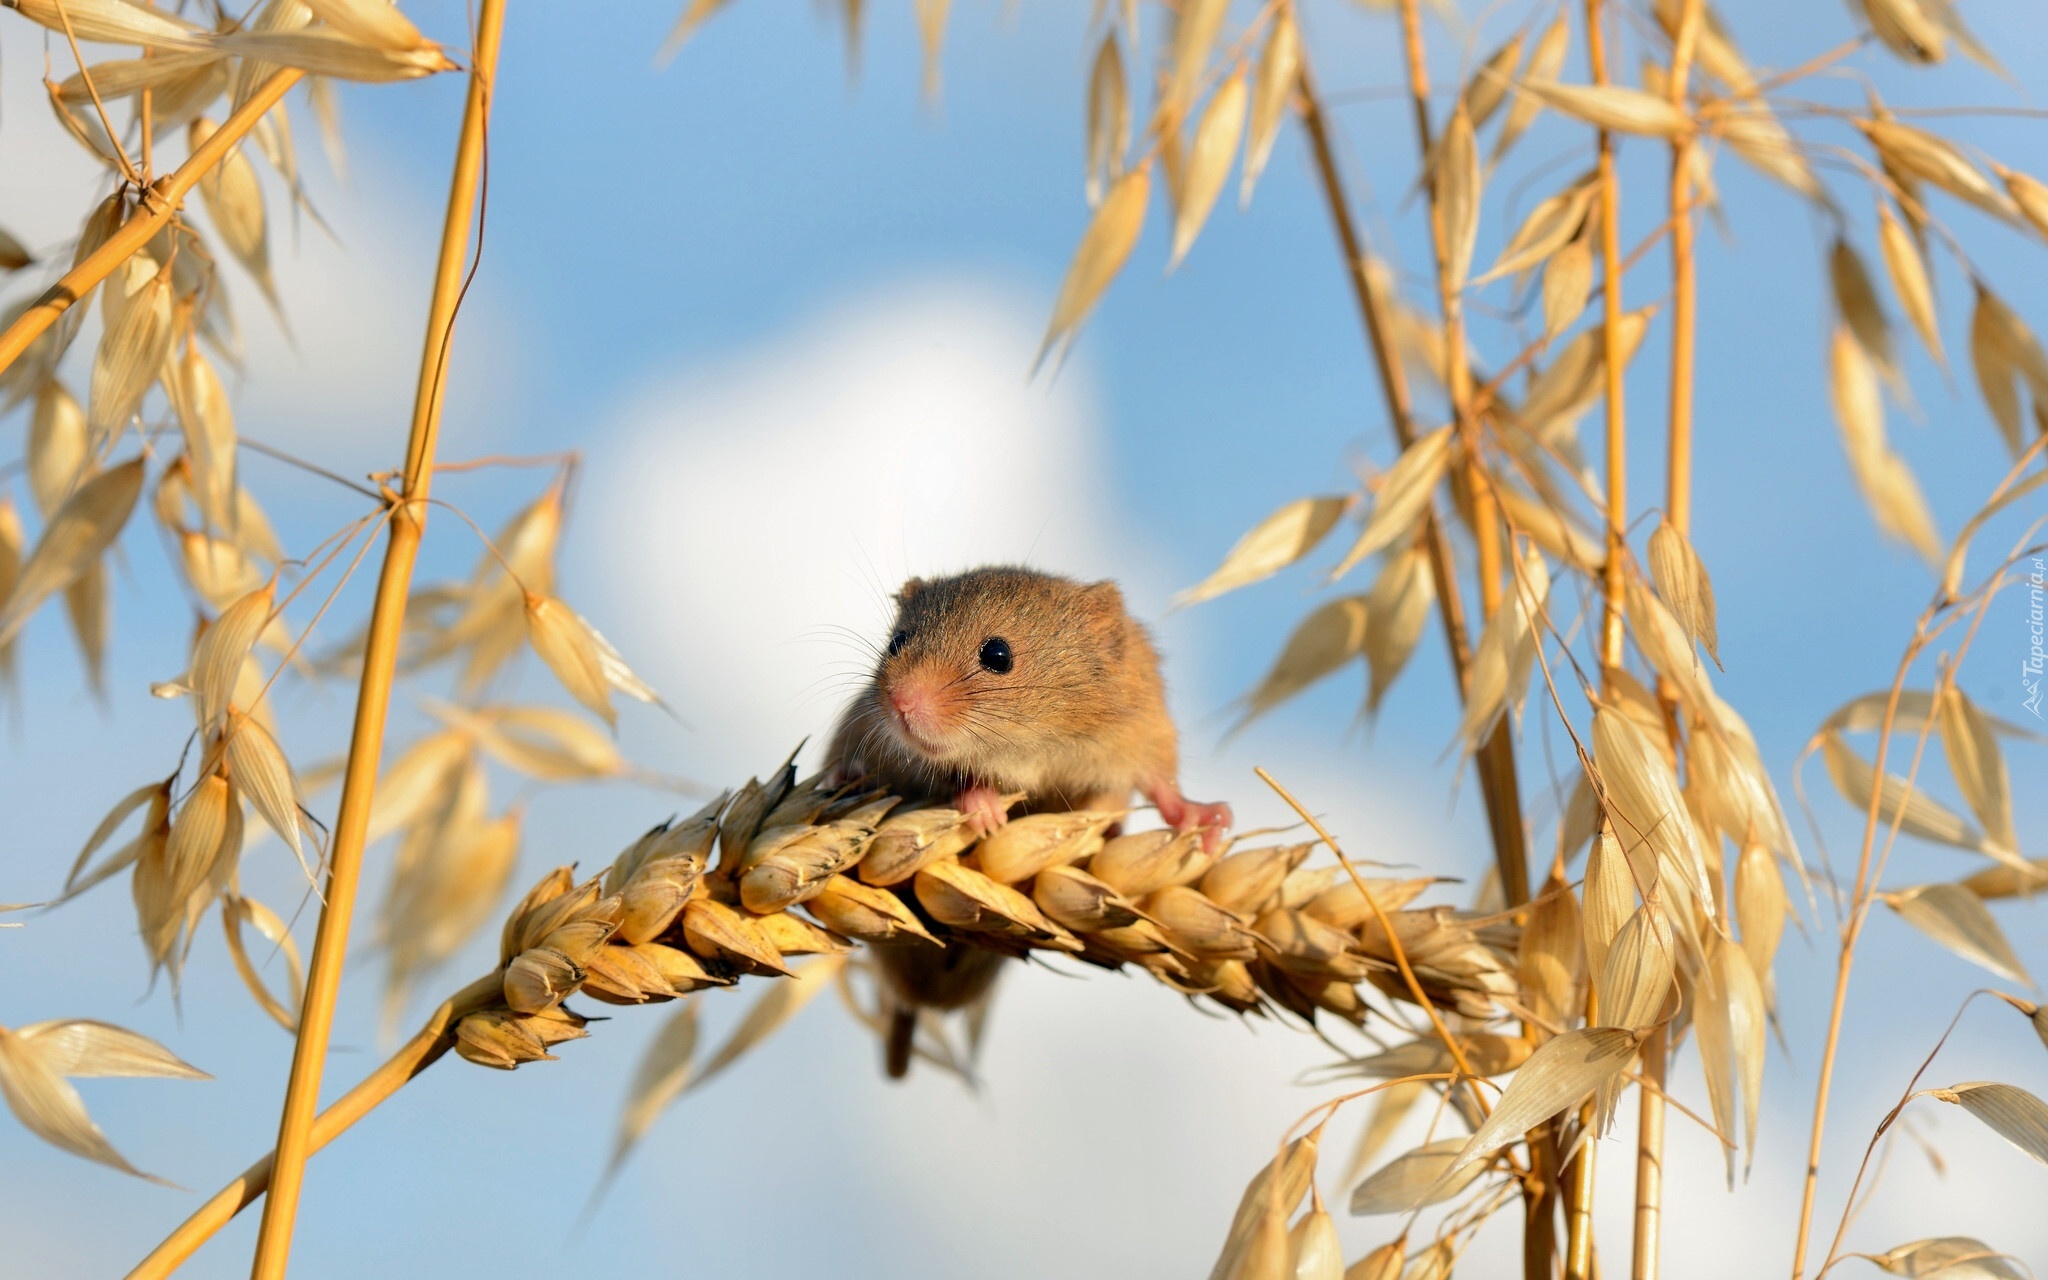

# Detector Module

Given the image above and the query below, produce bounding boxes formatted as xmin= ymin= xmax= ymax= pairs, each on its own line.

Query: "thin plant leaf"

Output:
xmin=1883 ymin=883 xmax=2032 ymax=984
xmin=1523 ymin=81 xmax=1692 ymax=139
xmin=1877 ymin=199 xmax=1944 ymax=368
xmin=1935 ymin=1081 xmax=2048 ymax=1169
xmin=1363 ymin=542 xmax=1434 ymax=716
xmin=29 ymin=382 xmax=87 ymax=517
xmin=1443 ymin=1027 xmax=1639 ymax=1178
xmin=216 ymin=30 xmax=455 ymax=81
xmin=88 ymin=269 xmax=172 ymax=446
xmin=604 ymin=999 xmax=699 ymax=1179
xmin=1287 ymin=1208 xmax=1341 ymax=1280
xmin=1170 ymin=69 xmax=1247 ymax=270
xmin=1208 ymin=1133 xmax=1319 ymax=1280
xmin=1330 ymin=427 xmax=1454 ymax=580
xmin=1830 ymin=326 xmax=1940 ymax=564
xmin=1596 ymin=903 xmax=1674 ymax=1032
xmin=15 ymin=1021 xmax=208 ymax=1079
xmin=690 ymin=955 xmax=845 ymax=1090
xmin=1232 ymin=596 xmax=1367 ymax=732
xmin=1873 ymin=1236 xmax=2026 ymax=1280
xmin=1350 ymin=1137 xmax=1486 ymax=1215
xmin=1435 ymin=104 xmax=1480 ymax=292
xmin=1038 ymin=163 xmax=1151 ymax=367
xmin=1240 ymin=9 xmax=1298 ymax=207
xmin=1862 ymin=119 xmax=2015 ymax=221
xmin=526 ymin=593 xmax=617 ymax=729
xmin=1161 ymin=0 xmax=1227 ymax=125
xmin=1493 ymin=14 xmax=1568 ymax=163
xmin=1819 ymin=729 xmax=2009 ymax=864
xmin=1648 ymin=519 xmax=1720 ymax=665
xmin=3 ymin=0 xmax=212 ymax=50
xmin=1939 ymin=685 xmax=2015 ymax=858
xmin=66 ymin=780 xmax=169 ymax=895
xmin=223 ymin=712 xmax=306 ymax=869
xmin=223 ymin=894 xmax=305 ymax=1031
xmin=192 ymin=584 xmax=276 ymax=731
xmin=0 ymin=1026 xmax=163 ymax=1181
xmin=1476 ymin=176 xmax=1594 ymax=286
xmin=1178 ymin=496 xmax=1350 ymax=605
xmin=1086 ymin=33 xmax=1129 ymax=206
xmin=0 ymin=457 xmax=144 ymax=650
xmin=1831 ymin=237 xmax=1899 ymax=383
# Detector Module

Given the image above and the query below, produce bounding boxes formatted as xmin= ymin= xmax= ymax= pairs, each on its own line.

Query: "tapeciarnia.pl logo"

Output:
xmin=2025 ymin=555 xmax=2045 ymax=718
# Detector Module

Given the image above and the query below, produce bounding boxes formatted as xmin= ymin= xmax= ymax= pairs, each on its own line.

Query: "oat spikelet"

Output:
xmin=1038 ymin=163 xmax=1151 ymax=368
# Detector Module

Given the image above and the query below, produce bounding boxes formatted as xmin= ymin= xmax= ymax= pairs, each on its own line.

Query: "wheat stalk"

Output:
xmin=123 ymin=764 xmax=1525 ymax=1274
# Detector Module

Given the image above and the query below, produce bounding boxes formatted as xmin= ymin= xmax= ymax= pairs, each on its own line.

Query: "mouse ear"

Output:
xmin=894 ymin=577 xmax=926 ymax=605
xmin=1082 ymin=580 xmax=1125 ymax=612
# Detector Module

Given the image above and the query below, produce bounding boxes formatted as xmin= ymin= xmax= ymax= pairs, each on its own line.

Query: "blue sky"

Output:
xmin=2 ymin=1 xmax=2046 ymax=1276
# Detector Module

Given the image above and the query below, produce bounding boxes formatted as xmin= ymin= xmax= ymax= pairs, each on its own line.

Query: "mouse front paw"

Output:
xmin=1149 ymin=781 xmax=1233 ymax=853
xmin=1176 ymin=800 xmax=1234 ymax=853
xmin=954 ymin=784 xmax=1012 ymax=835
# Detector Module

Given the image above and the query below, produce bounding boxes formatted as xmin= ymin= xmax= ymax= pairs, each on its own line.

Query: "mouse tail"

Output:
xmin=884 ymin=1004 xmax=917 ymax=1080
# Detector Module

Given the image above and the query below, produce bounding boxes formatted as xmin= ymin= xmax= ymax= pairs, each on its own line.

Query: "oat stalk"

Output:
xmin=1376 ymin=3 xmax=1557 ymax=1264
xmin=0 ymin=69 xmax=303 ymax=378
xmin=1788 ymin=436 xmax=2047 ymax=1279
xmin=1412 ymin=0 xmax=1534 ymax=914
xmin=1293 ymin=57 xmax=1472 ymax=680
xmin=1294 ymin=55 xmax=1532 ymax=919
xmin=1633 ymin=6 xmax=1704 ymax=1276
xmin=245 ymin=6 xmax=506 ymax=1276
xmin=1569 ymin=0 xmax=1634 ymax=1269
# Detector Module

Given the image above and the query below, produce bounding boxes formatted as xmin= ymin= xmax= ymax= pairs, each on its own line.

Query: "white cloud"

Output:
xmin=585 ymin=277 xmax=1136 ymax=773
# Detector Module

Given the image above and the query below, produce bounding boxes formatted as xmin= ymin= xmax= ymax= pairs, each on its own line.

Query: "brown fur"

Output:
xmin=826 ymin=567 xmax=1190 ymax=1079
xmin=826 ymin=567 xmax=1180 ymax=809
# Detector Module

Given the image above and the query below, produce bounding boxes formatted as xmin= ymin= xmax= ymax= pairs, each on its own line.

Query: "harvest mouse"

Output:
xmin=825 ymin=566 xmax=1231 ymax=1077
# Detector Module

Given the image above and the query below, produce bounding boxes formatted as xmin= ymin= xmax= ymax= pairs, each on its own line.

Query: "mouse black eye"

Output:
xmin=887 ymin=630 xmax=910 ymax=657
xmin=978 ymin=636 xmax=1013 ymax=674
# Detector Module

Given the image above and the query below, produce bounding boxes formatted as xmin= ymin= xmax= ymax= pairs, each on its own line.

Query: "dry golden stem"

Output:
xmin=1391 ymin=0 xmax=1532 ymax=911
xmin=1663 ymin=0 xmax=1702 ymax=539
xmin=1570 ymin=0 xmax=1628 ymax=1268
xmin=1295 ymin=60 xmax=1530 ymax=910
xmin=1636 ymin=5 xmax=1701 ymax=1276
xmin=126 ymin=975 xmax=502 ymax=1280
xmin=1390 ymin=0 xmax=1497 ymax=625
xmin=1294 ymin=60 xmax=1471 ymax=678
xmin=246 ymin=7 xmax=507 ymax=1276
xmin=1524 ymin=1130 xmax=1561 ymax=1280
xmin=1633 ymin=1023 xmax=1669 ymax=1279
xmin=1587 ymin=0 xmax=1627 ymax=684
xmin=140 ymin=48 xmax=155 ymax=183
xmin=1787 ymin=423 xmax=2048 ymax=1280
xmin=1790 ymin=651 xmax=1917 ymax=1280
xmin=0 ymin=69 xmax=302 ymax=378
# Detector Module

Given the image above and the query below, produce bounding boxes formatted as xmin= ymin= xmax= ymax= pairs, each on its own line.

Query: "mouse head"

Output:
xmin=870 ymin=567 xmax=1130 ymax=771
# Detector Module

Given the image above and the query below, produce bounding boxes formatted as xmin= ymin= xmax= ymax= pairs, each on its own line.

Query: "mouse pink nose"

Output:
xmin=888 ymin=685 xmax=931 ymax=722
xmin=883 ymin=677 xmax=949 ymax=750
